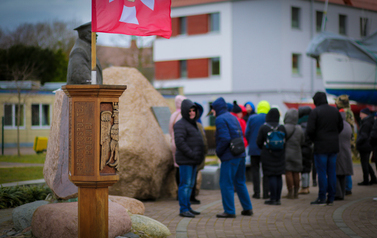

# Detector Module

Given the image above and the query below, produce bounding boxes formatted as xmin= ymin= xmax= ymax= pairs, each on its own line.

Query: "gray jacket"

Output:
xmin=337 ymin=112 xmax=353 ymax=176
xmin=284 ymin=109 xmax=305 ymax=172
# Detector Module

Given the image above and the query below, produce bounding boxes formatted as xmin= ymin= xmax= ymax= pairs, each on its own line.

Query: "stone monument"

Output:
xmin=104 ymin=66 xmax=177 ymax=199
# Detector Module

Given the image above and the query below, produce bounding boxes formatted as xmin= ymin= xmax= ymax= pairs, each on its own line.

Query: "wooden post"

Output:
xmin=62 ymin=85 xmax=127 ymax=238
xmin=91 ymin=32 xmax=97 ymax=84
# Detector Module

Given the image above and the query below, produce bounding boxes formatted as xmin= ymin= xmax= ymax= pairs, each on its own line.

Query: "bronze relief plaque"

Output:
xmin=74 ymin=101 xmax=95 ymax=176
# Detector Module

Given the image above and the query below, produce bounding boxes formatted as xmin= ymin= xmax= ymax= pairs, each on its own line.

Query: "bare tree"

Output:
xmin=0 ymin=20 xmax=79 ymax=57
xmin=7 ymin=63 xmax=38 ymax=156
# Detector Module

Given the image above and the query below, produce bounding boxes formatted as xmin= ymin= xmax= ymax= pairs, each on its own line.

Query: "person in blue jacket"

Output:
xmin=245 ymin=100 xmax=271 ymax=199
xmin=209 ymin=97 xmax=253 ymax=218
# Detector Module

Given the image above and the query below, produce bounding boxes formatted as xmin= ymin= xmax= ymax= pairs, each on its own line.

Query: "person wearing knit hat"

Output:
xmin=245 ymin=100 xmax=271 ymax=199
xmin=231 ymin=101 xmax=248 ymax=147
xmin=356 ymin=107 xmax=376 ymax=185
xmin=256 ymin=108 xmax=287 ymax=205
xmin=335 ymin=94 xmax=356 ymax=195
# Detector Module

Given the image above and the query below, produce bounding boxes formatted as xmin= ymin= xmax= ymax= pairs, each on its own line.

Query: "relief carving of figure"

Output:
xmin=100 ymin=111 xmax=112 ymax=170
xmin=107 ymin=103 xmax=119 ymax=170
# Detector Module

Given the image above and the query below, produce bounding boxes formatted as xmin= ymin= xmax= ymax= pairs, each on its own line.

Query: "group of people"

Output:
xmin=169 ymin=91 xmax=377 ymax=218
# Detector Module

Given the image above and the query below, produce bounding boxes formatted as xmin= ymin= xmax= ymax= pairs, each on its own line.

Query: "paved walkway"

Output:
xmin=143 ymin=164 xmax=377 ymax=238
xmin=1 ymin=162 xmax=377 ymax=237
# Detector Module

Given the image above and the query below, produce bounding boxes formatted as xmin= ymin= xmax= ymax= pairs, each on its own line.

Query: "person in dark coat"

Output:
xmin=297 ymin=106 xmax=313 ymax=195
xmin=306 ymin=91 xmax=343 ymax=206
xmin=210 ymin=97 xmax=253 ymax=218
xmin=256 ymin=108 xmax=286 ymax=205
xmin=356 ymin=107 xmax=377 ymax=185
xmin=335 ymin=110 xmax=353 ymax=200
xmin=174 ymin=99 xmax=205 ymax=218
xmin=283 ymin=109 xmax=305 ymax=199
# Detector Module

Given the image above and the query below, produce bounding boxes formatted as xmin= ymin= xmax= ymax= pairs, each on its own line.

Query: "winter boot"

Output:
xmin=298 ymin=187 xmax=310 ymax=194
xmin=294 ymin=187 xmax=299 ymax=199
xmin=282 ymin=189 xmax=294 ymax=199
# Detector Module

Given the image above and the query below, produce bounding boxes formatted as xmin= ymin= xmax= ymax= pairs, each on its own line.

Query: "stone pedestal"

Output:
xmin=62 ymin=85 xmax=126 ymax=238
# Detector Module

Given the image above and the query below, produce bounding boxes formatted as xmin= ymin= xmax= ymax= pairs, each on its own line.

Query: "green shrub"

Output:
xmin=0 ymin=185 xmax=52 ymax=209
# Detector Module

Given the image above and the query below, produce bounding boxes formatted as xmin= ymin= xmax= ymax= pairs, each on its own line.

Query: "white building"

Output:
xmin=154 ymin=0 xmax=377 ymax=126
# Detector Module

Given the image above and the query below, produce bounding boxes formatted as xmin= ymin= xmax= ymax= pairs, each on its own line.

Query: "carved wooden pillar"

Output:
xmin=62 ymin=85 xmax=126 ymax=238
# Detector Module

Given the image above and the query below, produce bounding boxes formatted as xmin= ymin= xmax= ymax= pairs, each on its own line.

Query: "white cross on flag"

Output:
xmin=92 ymin=0 xmax=172 ymax=39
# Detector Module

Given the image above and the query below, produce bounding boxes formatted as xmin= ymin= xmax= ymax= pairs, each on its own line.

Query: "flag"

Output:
xmin=92 ymin=0 xmax=172 ymax=39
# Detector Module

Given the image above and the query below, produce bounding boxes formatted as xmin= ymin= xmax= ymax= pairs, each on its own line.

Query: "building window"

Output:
xmin=291 ymin=7 xmax=300 ymax=29
xmin=360 ymin=17 xmax=368 ymax=37
xmin=211 ymin=57 xmax=220 ymax=76
xmin=316 ymin=11 xmax=323 ymax=32
xmin=339 ymin=14 xmax=347 ymax=35
xmin=210 ymin=13 xmax=220 ymax=32
xmin=292 ymin=54 xmax=301 ymax=75
xmin=31 ymin=104 xmax=50 ymax=128
xmin=4 ymin=104 xmax=25 ymax=129
xmin=180 ymin=60 xmax=187 ymax=78
xmin=179 ymin=17 xmax=187 ymax=35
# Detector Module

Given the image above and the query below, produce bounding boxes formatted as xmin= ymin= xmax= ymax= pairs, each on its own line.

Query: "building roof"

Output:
xmin=171 ymin=0 xmax=377 ymax=12
xmin=318 ymin=0 xmax=377 ymax=12
xmin=171 ymin=0 xmax=228 ymax=8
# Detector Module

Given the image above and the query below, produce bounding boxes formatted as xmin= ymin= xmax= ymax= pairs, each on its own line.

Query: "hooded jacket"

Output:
xmin=337 ymin=112 xmax=353 ymax=176
xmin=212 ymin=97 xmax=246 ymax=162
xmin=174 ymin=99 xmax=205 ymax=166
xmin=245 ymin=100 xmax=270 ymax=156
xmin=306 ymin=92 xmax=343 ymax=154
xmin=243 ymin=101 xmax=255 ymax=123
xmin=256 ymin=108 xmax=286 ymax=176
xmin=298 ymin=106 xmax=313 ymax=173
xmin=169 ymin=95 xmax=187 ymax=167
xmin=284 ymin=109 xmax=305 ymax=172
xmin=357 ymin=114 xmax=374 ymax=153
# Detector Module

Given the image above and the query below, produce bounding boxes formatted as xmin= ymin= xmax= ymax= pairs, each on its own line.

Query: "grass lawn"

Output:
xmin=0 ymin=153 xmax=46 ymax=164
xmin=0 ymin=167 xmax=44 ymax=184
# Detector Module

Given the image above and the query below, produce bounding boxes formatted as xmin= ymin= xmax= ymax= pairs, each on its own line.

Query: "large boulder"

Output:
xmin=12 ymin=200 xmax=49 ymax=231
xmin=31 ymin=201 xmax=131 ymax=238
xmin=43 ymin=90 xmax=78 ymax=199
xmin=109 ymin=195 xmax=145 ymax=215
xmin=131 ymin=215 xmax=171 ymax=238
xmin=104 ymin=67 xmax=176 ymax=199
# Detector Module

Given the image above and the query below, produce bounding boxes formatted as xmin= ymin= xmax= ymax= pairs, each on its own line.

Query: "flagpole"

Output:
xmin=91 ymin=31 xmax=97 ymax=84
xmin=321 ymin=0 xmax=329 ymax=32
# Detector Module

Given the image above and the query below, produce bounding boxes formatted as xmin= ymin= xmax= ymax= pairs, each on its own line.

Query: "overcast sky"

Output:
xmin=0 ymin=0 xmax=154 ymax=47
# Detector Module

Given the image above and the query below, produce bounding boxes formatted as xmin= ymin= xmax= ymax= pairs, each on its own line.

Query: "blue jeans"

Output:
xmin=220 ymin=158 xmax=253 ymax=215
xmin=268 ymin=175 xmax=282 ymax=202
xmin=178 ymin=165 xmax=197 ymax=213
xmin=345 ymin=175 xmax=352 ymax=191
xmin=314 ymin=153 xmax=337 ymax=202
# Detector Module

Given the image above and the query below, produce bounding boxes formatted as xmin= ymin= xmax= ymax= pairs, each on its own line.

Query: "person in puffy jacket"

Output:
xmin=245 ymin=100 xmax=271 ymax=199
xmin=307 ymin=91 xmax=343 ymax=206
xmin=283 ymin=109 xmax=305 ymax=199
xmin=230 ymin=101 xmax=248 ymax=147
xmin=297 ymin=106 xmax=314 ymax=195
xmin=356 ymin=107 xmax=377 ymax=185
xmin=257 ymin=108 xmax=286 ymax=205
xmin=174 ymin=99 xmax=205 ymax=218
xmin=335 ymin=110 xmax=353 ymax=200
xmin=210 ymin=97 xmax=253 ymax=218
xmin=169 ymin=95 xmax=187 ymax=187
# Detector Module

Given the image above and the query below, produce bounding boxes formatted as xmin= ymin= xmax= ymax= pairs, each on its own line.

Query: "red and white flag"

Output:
xmin=92 ymin=0 xmax=172 ymax=39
